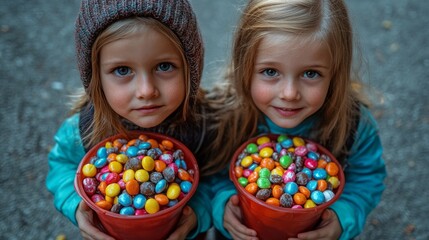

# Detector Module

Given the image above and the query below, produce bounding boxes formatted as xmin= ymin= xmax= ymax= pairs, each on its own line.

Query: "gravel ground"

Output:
xmin=0 ymin=0 xmax=428 ymax=239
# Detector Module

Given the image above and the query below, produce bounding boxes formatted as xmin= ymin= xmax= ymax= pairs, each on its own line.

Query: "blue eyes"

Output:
xmin=157 ymin=63 xmax=174 ymax=72
xmin=303 ymin=70 xmax=320 ymax=79
xmin=114 ymin=67 xmax=131 ymax=76
xmin=262 ymin=68 xmax=279 ymax=77
xmin=113 ymin=63 xmax=174 ymax=77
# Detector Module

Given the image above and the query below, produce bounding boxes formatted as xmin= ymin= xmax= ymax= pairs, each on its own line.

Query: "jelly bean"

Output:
xmin=284 ymin=182 xmax=298 ymax=195
xmin=256 ymin=136 xmax=271 ymax=145
xmin=317 ymin=180 xmax=328 ymax=192
xmin=118 ymin=192 xmax=132 ymax=207
xmin=280 ymin=193 xmax=293 ymax=208
xmin=259 ymin=147 xmax=274 ymax=158
xmin=180 ymin=181 xmax=193 ymax=194
xmin=245 ymin=183 xmax=258 ymax=195
xmin=155 ymin=194 xmax=169 ymax=206
xmin=293 ymin=192 xmax=307 ymax=205
xmin=294 ymin=146 xmax=308 ymax=156
xmin=310 ymin=190 xmax=325 ymax=205
xmin=155 ymin=179 xmax=167 ymax=193
xmin=94 ymin=158 xmax=108 ymax=168
xmin=304 ymin=158 xmax=318 ymax=170
xmin=133 ymin=194 xmax=146 ymax=209
xmin=257 ymin=177 xmax=271 ymax=189
xmin=251 ymin=153 xmax=262 ymax=163
xmin=105 ymin=183 xmax=120 ymax=198
xmin=304 ymin=199 xmax=317 ymax=208
xmin=108 ymin=161 xmax=123 ymax=173
xmin=142 ymin=156 xmax=155 ymax=171
xmin=97 ymin=147 xmax=108 ymax=158
xmin=82 ymin=164 xmax=97 ymax=177
xmin=241 ymin=156 xmax=253 ymax=168
xmin=272 ymin=185 xmax=283 ymax=199
xmin=120 ymin=206 xmax=135 ymax=215
xmin=126 ymin=179 xmax=140 ymax=195
xmin=246 ymin=143 xmax=258 ymax=154
xmin=293 ymin=137 xmax=305 ymax=147
xmin=313 ymin=168 xmax=327 ymax=180
xmin=135 ymin=169 xmax=149 ymax=182
xmin=326 ymin=162 xmax=339 ymax=176
xmin=166 ymin=183 xmax=181 ymax=200
xmin=280 ymin=139 xmax=293 ymax=148
xmin=327 ymin=176 xmax=340 ymax=189
xmin=122 ymin=169 xmax=135 ymax=182
xmin=259 ymin=168 xmax=270 ymax=178
xmin=298 ymin=186 xmax=311 ymax=198
xmin=96 ymin=200 xmax=112 ymax=211
xmin=306 ymin=180 xmax=318 ymax=192
xmin=145 ymin=198 xmax=159 ymax=214
xmin=323 ymin=190 xmax=335 ymax=202
xmin=83 ymin=178 xmax=98 ymax=196
xmin=266 ymin=197 xmax=280 ymax=207
xmin=279 ymin=155 xmax=293 ymax=168
xmin=260 ymin=158 xmax=275 ymax=170
xmin=282 ymin=170 xmax=296 ymax=183
xmin=256 ymin=189 xmax=271 ymax=200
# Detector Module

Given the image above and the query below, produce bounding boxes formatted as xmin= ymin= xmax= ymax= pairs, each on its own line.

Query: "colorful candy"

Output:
xmin=234 ymin=135 xmax=342 ymax=209
xmin=81 ymin=134 xmax=195 ymax=216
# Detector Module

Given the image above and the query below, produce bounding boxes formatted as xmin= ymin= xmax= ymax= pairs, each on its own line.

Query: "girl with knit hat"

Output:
xmin=205 ymin=0 xmax=386 ymax=239
xmin=46 ymin=0 xmax=221 ymax=239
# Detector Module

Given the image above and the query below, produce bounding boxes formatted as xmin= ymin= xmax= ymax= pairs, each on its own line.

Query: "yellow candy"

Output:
xmin=105 ymin=141 xmax=113 ymax=149
xmin=105 ymin=183 xmax=120 ymax=198
xmin=115 ymin=153 xmax=128 ymax=164
xmin=122 ymin=169 xmax=135 ymax=182
xmin=240 ymin=156 xmax=253 ymax=168
xmin=259 ymin=147 xmax=273 ymax=158
xmin=142 ymin=156 xmax=155 ymax=171
xmin=256 ymin=136 xmax=271 ymax=145
xmin=293 ymin=137 xmax=305 ymax=147
xmin=304 ymin=199 xmax=317 ymax=208
xmin=82 ymin=163 xmax=97 ymax=177
xmin=135 ymin=169 xmax=149 ymax=182
xmin=166 ymin=183 xmax=181 ymax=200
xmin=327 ymin=176 xmax=340 ymax=189
xmin=271 ymin=167 xmax=284 ymax=177
xmin=108 ymin=161 xmax=123 ymax=173
xmin=145 ymin=198 xmax=160 ymax=214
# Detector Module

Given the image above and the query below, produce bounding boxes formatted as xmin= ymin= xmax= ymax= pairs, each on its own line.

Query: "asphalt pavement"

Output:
xmin=1 ymin=0 xmax=428 ymax=239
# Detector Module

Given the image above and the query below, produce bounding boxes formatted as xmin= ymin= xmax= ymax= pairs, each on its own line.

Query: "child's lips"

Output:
xmin=135 ymin=105 xmax=161 ymax=113
xmin=274 ymin=106 xmax=302 ymax=117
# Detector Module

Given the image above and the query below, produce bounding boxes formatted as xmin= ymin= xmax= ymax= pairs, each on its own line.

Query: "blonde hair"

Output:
xmin=71 ymin=17 xmax=194 ymax=147
xmin=216 ymin=0 xmax=366 ymax=162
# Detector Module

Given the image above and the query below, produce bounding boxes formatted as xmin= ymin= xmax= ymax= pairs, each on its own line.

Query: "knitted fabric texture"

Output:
xmin=75 ymin=0 xmax=203 ymax=100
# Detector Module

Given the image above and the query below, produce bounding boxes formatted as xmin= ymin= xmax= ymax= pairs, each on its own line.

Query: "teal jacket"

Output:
xmin=46 ymin=113 xmax=212 ymax=239
xmin=211 ymin=106 xmax=386 ymax=239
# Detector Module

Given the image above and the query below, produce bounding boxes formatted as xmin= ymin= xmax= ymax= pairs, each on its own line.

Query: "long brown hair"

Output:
xmin=210 ymin=0 xmax=367 ymax=168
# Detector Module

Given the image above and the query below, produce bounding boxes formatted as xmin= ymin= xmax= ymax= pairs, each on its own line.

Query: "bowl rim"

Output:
xmin=74 ymin=130 xmax=200 ymax=219
xmin=229 ymin=134 xmax=345 ymax=213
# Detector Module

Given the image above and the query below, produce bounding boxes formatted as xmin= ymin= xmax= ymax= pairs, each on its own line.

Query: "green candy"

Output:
xmin=257 ymin=177 xmax=271 ymax=189
xmin=246 ymin=143 xmax=258 ymax=154
xmin=280 ymin=155 xmax=293 ymax=168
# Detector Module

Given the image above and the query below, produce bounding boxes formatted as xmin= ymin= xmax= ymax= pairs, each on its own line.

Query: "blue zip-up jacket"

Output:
xmin=211 ymin=106 xmax=386 ymax=239
xmin=46 ymin=113 xmax=212 ymax=239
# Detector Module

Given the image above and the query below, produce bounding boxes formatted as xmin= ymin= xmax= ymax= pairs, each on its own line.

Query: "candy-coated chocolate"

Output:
xmin=82 ymin=164 xmax=97 ymax=177
xmin=180 ymin=181 xmax=192 ymax=194
xmin=133 ymin=194 xmax=146 ymax=209
xmin=284 ymin=182 xmax=298 ymax=195
xmin=310 ymin=190 xmax=325 ymax=205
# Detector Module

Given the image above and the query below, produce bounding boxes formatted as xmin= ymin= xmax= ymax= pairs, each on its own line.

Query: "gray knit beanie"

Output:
xmin=75 ymin=0 xmax=203 ymax=101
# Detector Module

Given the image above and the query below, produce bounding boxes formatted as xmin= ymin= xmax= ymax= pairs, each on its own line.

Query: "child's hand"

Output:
xmin=76 ymin=201 xmax=115 ymax=240
xmin=224 ymin=195 xmax=258 ymax=240
xmin=166 ymin=206 xmax=196 ymax=240
xmin=288 ymin=209 xmax=342 ymax=240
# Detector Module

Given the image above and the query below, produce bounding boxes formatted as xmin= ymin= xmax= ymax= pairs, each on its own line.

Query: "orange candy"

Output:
xmin=260 ymin=158 xmax=275 ymax=170
xmin=96 ymin=200 xmax=113 ymax=210
xmin=126 ymin=179 xmax=140 ymax=195
xmin=272 ymin=185 xmax=283 ymax=199
xmin=298 ymin=186 xmax=311 ymax=198
xmin=234 ymin=166 xmax=243 ymax=178
xmin=326 ymin=162 xmax=339 ymax=176
xmin=317 ymin=180 xmax=328 ymax=192
xmin=161 ymin=140 xmax=174 ymax=150
xmin=155 ymin=194 xmax=169 ymax=206
xmin=154 ymin=160 xmax=167 ymax=172
xmin=293 ymin=192 xmax=307 ymax=205
xmin=247 ymin=171 xmax=259 ymax=183
xmin=245 ymin=183 xmax=258 ymax=195
xmin=147 ymin=139 xmax=159 ymax=148
xmin=266 ymin=198 xmax=280 ymax=207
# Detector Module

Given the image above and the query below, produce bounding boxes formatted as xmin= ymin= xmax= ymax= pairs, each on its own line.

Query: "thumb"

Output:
xmin=79 ymin=200 xmax=91 ymax=211
xmin=182 ymin=205 xmax=192 ymax=216
xmin=230 ymin=195 xmax=240 ymax=206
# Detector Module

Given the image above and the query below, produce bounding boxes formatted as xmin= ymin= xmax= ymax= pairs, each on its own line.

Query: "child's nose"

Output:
xmin=135 ymin=74 xmax=158 ymax=99
xmin=280 ymin=78 xmax=300 ymax=101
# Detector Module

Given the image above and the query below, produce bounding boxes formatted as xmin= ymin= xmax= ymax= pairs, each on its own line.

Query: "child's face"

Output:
xmin=99 ymin=27 xmax=185 ymax=128
xmin=250 ymin=33 xmax=332 ymax=128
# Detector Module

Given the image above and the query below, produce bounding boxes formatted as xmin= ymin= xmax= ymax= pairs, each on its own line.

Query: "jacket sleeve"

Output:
xmin=330 ymin=107 xmax=387 ymax=239
xmin=46 ymin=114 xmax=85 ymax=225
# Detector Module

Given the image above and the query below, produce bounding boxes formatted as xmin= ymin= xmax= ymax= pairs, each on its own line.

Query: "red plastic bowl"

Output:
xmin=230 ymin=134 xmax=344 ymax=239
xmin=75 ymin=131 xmax=199 ymax=240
